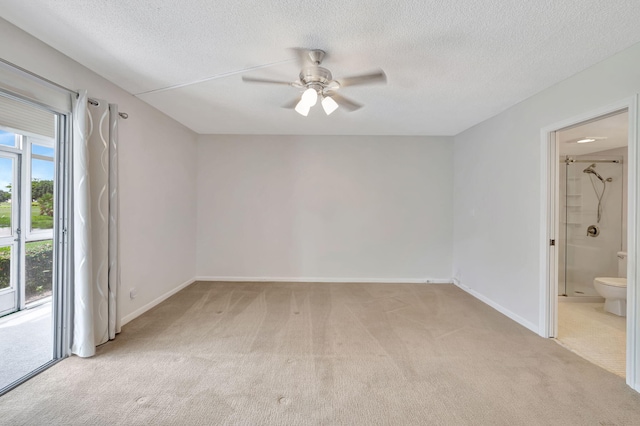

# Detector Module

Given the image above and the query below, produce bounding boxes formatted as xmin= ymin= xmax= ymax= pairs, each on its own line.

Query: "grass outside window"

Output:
xmin=0 ymin=202 xmax=53 ymax=230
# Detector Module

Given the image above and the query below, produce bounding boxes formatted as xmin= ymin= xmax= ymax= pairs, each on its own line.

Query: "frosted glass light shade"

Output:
xmin=295 ymin=99 xmax=311 ymax=116
xmin=321 ymin=96 xmax=339 ymax=115
xmin=301 ymin=88 xmax=318 ymax=107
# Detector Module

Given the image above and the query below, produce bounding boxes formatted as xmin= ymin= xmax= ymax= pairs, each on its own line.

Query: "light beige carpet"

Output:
xmin=1 ymin=282 xmax=640 ymax=425
xmin=558 ymin=301 xmax=626 ymax=378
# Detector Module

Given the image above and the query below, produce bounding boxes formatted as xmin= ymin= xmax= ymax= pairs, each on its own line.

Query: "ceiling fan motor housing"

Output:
xmin=299 ymin=67 xmax=333 ymax=89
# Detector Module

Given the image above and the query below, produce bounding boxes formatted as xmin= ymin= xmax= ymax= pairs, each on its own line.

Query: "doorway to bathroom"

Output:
xmin=542 ymin=98 xmax=638 ymax=390
xmin=556 ymin=111 xmax=628 ymax=377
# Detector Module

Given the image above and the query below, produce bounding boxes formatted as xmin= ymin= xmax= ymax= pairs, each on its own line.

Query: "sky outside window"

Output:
xmin=0 ymin=157 xmax=12 ymax=194
xmin=32 ymin=144 xmax=55 ymax=183
xmin=0 ymin=142 xmax=54 ymax=196
xmin=0 ymin=130 xmax=17 ymax=193
xmin=0 ymin=130 xmax=16 ymax=147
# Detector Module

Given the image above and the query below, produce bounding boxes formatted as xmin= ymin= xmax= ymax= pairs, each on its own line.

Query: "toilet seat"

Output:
xmin=594 ymin=277 xmax=627 ymax=287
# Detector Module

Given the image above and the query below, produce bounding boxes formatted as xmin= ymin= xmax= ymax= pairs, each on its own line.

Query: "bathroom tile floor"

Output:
xmin=557 ymin=301 xmax=626 ymax=377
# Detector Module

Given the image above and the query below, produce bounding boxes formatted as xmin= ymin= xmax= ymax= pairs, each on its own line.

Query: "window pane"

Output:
xmin=0 ymin=245 xmax=10 ymax=290
xmin=31 ymin=152 xmax=54 ymax=231
xmin=0 ymin=130 xmax=17 ymax=147
xmin=25 ymin=240 xmax=53 ymax=303
xmin=32 ymin=144 xmax=54 ymax=157
xmin=0 ymin=157 xmax=13 ymax=237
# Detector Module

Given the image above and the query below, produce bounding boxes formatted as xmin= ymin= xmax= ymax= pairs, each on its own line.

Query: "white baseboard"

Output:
xmin=121 ymin=277 xmax=197 ymax=326
xmin=453 ymin=278 xmax=539 ymax=334
xmin=195 ymin=276 xmax=452 ymax=284
xmin=119 ymin=277 xmax=539 ymax=336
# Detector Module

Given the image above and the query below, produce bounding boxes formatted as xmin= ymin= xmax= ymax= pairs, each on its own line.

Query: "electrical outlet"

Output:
xmin=130 ymin=287 xmax=138 ymax=299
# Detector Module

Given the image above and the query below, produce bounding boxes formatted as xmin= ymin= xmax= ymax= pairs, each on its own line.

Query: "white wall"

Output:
xmin=453 ymin=41 xmax=640 ymax=331
xmin=0 ymin=19 xmax=198 ymax=322
xmin=197 ymin=135 xmax=453 ymax=281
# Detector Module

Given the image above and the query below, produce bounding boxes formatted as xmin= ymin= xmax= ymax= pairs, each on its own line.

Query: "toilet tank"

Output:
xmin=618 ymin=252 xmax=627 ymax=278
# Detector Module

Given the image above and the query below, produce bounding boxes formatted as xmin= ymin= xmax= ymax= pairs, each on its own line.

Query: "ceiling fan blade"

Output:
xmin=242 ymin=76 xmax=294 ymax=85
xmin=329 ymin=93 xmax=363 ymax=112
xmin=337 ymin=69 xmax=387 ymax=88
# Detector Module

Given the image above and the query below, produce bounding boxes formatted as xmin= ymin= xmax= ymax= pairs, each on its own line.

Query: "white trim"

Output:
xmin=195 ymin=276 xmax=452 ymax=284
xmin=120 ymin=278 xmax=196 ymax=326
xmin=539 ymin=127 xmax=558 ymax=338
xmin=540 ymin=95 xmax=639 ymax=392
xmin=453 ymin=279 xmax=539 ymax=334
xmin=627 ymin=95 xmax=639 ymax=391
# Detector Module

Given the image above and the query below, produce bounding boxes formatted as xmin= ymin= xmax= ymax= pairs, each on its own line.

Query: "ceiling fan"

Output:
xmin=241 ymin=49 xmax=386 ymax=116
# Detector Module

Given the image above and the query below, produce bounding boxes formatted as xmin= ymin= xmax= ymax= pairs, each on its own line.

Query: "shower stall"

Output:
xmin=558 ymin=155 xmax=624 ymax=297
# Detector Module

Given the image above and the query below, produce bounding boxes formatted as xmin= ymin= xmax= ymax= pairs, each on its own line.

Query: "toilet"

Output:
xmin=593 ymin=252 xmax=627 ymax=316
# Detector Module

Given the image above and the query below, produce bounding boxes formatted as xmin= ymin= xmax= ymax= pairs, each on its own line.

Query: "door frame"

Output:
xmin=540 ymin=95 xmax=639 ymax=391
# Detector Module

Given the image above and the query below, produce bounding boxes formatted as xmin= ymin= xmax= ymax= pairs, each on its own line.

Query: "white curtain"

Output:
xmin=71 ymin=90 xmax=121 ymax=358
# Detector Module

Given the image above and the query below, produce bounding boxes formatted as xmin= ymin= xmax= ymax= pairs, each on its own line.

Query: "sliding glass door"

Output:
xmin=25 ymin=139 xmax=55 ymax=306
xmin=0 ymin=95 xmax=66 ymax=393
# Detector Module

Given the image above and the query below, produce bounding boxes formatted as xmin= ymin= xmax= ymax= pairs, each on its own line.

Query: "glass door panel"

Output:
xmin=0 ymin=93 xmax=64 ymax=395
xmin=0 ymin=245 xmax=15 ymax=313
xmin=0 ymin=152 xmax=19 ymax=316
xmin=25 ymin=240 xmax=53 ymax=304
xmin=30 ymin=143 xmax=54 ymax=234
xmin=26 ymin=140 xmax=54 ymax=306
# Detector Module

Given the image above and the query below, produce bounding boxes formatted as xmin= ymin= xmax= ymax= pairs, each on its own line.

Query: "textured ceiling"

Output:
xmin=2 ymin=1 xmax=640 ymax=135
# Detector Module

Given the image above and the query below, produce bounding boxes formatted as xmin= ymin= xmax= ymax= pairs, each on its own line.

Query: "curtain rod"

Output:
xmin=0 ymin=57 xmax=128 ymax=119
xmin=87 ymin=98 xmax=128 ymax=119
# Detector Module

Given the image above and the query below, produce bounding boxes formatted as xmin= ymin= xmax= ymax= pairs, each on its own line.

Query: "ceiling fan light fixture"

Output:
xmin=301 ymin=87 xmax=318 ymax=107
xmin=295 ymin=99 xmax=311 ymax=116
xmin=321 ymin=96 xmax=339 ymax=115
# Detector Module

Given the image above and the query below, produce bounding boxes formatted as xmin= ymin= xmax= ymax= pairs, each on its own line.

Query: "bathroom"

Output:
xmin=556 ymin=111 xmax=628 ymax=377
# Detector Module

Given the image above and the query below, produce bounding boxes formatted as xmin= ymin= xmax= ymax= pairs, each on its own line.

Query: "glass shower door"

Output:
xmin=561 ymin=156 xmax=623 ymax=297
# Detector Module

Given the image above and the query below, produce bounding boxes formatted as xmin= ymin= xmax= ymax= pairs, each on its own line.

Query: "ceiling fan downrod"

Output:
xmin=307 ymin=49 xmax=325 ymax=66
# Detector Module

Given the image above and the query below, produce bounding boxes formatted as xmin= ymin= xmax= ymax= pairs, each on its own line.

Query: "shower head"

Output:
xmin=583 ymin=164 xmax=605 ymax=182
